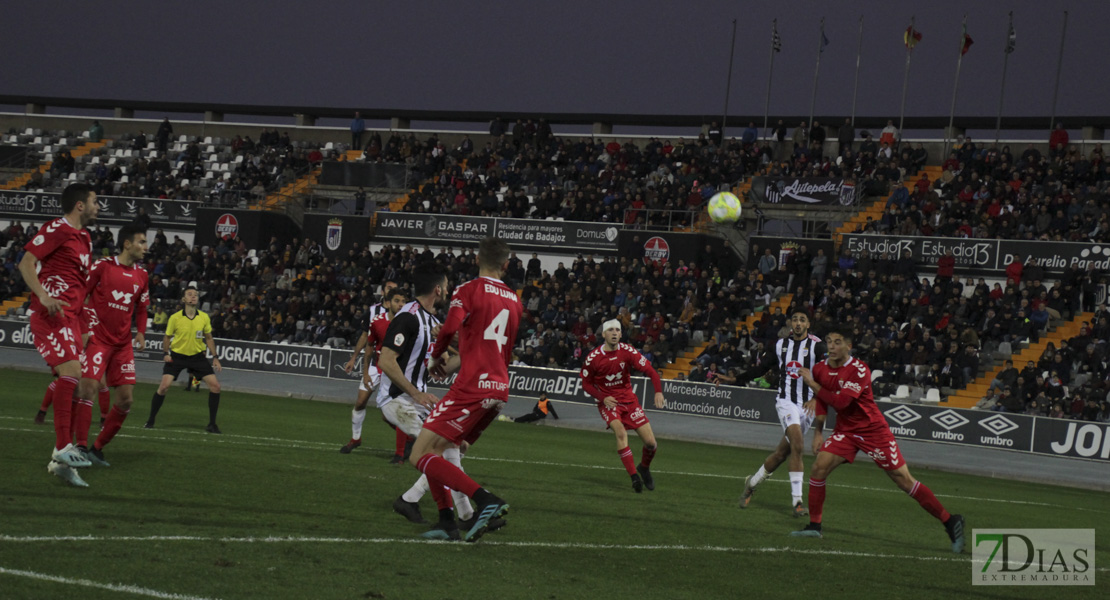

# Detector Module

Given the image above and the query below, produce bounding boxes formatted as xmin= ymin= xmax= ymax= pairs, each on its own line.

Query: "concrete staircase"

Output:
xmin=941 ymin=312 xmax=1094 ymax=408
xmin=1 ymin=293 xmax=31 ymax=316
xmin=831 ymin=166 xmax=942 ymax=242
xmin=0 ymin=141 xmax=107 ymax=190
xmin=660 ymin=294 xmax=793 ymax=380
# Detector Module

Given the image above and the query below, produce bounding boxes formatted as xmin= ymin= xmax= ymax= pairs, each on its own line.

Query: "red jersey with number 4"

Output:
xmin=86 ymin=257 xmax=150 ymax=347
xmin=367 ymin=311 xmax=391 ymax=366
xmin=812 ymin=356 xmax=887 ymax=433
xmin=430 ymin=276 xmax=522 ymax=402
xmin=580 ymin=343 xmax=663 ymax=402
xmin=23 ymin=217 xmax=93 ymax=316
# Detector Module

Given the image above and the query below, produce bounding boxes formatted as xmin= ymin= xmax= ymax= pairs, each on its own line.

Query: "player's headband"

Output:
xmin=602 ymin=319 xmax=621 ymax=332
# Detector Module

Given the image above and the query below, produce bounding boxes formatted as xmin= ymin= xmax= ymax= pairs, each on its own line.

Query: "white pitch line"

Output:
xmin=2 ymin=423 xmax=1105 ymax=513
xmin=0 ymin=566 xmax=217 ymax=600
xmin=3 ymin=534 xmax=1106 ymax=572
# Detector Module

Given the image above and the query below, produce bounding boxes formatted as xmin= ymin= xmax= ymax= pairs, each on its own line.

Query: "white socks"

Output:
xmin=351 ymin=408 xmax=366 ymax=440
xmin=750 ymin=465 xmax=770 ymax=488
xmin=402 ymin=475 xmax=430 ymax=503
xmin=789 ymin=471 xmax=804 ymax=505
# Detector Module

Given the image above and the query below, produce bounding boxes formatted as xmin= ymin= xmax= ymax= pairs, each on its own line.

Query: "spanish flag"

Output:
xmin=904 ymin=25 xmax=922 ymax=49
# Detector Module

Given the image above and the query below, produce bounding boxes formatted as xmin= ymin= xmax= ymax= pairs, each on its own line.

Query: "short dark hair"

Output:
xmin=60 ymin=183 xmax=94 ymax=213
xmin=117 ymin=224 xmax=147 ymax=250
xmin=412 ymin=264 xmax=446 ymax=297
xmin=827 ymin=325 xmax=854 ymax=346
xmin=478 ymin=236 xmax=511 ymax=271
xmin=382 ymin=288 xmax=405 ymax=303
xmin=184 ymin=286 xmax=198 ymax=295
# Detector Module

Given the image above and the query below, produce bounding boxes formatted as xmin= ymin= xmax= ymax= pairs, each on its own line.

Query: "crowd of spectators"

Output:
xmin=856 ymin=129 xmax=1110 ymax=243
xmin=978 ymin=306 xmax=1110 ymax=421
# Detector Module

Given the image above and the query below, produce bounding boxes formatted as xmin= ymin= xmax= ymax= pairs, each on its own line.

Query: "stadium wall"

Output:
xmin=0 ymin=318 xmax=1104 ymax=463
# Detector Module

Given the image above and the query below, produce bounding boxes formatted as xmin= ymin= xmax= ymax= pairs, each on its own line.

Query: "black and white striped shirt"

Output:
xmin=381 ymin=300 xmax=440 ymax=399
xmin=360 ymin=302 xmax=387 ymax=334
xmin=775 ymin=334 xmax=825 ymax=406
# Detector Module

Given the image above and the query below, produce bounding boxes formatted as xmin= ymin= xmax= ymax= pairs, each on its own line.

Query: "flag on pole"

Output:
xmin=904 ymin=25 xmax=922 ymax=49
xmin=821 ymin=29 xmax=830 ymax=52
xmin=772 ymin=20 xmax=782 ymax=52
xmin=1005 ymin=21 xmax=1016 ymax=54
xmin=961 ymin=24 xmax=974 ymax=55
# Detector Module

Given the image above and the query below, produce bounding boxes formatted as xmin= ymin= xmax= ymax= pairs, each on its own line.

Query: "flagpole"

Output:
xmin=995 ymin=12 xmax=1014 ymax=146
xmin=722 ymin=18 xmax=738 ymax=139
xmin=763 ymin=19 xmax=778 ymax=133
xmin=898 ymin=16 xmax=915 ymax=142
xmin=1048 ymin=10 xmax=1068 ymax=131
xmin=850 ymin=15 xmax=863 ymax=127
xmin=945 ymin=15 xmax=968 ymax=159
xmin=808 ymin=18 xmax=825 ymax=136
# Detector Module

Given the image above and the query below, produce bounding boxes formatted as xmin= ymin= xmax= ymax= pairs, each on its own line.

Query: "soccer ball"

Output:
xmin=707 ymin=191 xmax=742 ymax=223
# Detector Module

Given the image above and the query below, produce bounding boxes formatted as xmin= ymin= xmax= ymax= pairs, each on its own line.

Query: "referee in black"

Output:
xmin=145 ymin=287 xmax=224 ymax=433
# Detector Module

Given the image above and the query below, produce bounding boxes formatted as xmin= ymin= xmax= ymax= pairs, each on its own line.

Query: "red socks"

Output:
xmin=908 ymin=480 xmax=951 ymax=523
xmin=98 ymin=387 xmax=110 ymax=420
xmin=95 ymin=405 xmax=129 ymax=451
xmin=618 ymin=447 xmax=636 ymax=476
xmin=41 ymin=380 xmax=56 ymax=412
xmin=808 ymin=478 xmax=826 ymax=524
xmin=395 ymin=429 xmax=408 ymax=457
xmin=72 ymin=398 xmax=93 ymax=448
xmin=416 ymin=453 xmax=480 ymax=498
xmin=52 ymin=376 xmax=78 ymax=450
xmin=640 ymin=444 xmax=657 ymax=468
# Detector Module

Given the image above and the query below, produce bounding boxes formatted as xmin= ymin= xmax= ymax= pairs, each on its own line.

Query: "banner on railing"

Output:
xmin=373 ymin=213 xmax=621 ymax=253
xmin=0 ymin=190 xmax=199 ymax=228
xmin=751 ymin=177 xmax=859 ymax=206
xmin=841 ymin=234 xmax=1110 ymax=276
xmin=1 ymin=319 xmax=1103 ymax=461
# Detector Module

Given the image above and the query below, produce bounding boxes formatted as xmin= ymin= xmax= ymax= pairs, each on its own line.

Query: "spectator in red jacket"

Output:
xmin=1005 ymin=257 xmax=1023 ymax=285
xmin=1049 ymin=122 xmax=1069 ymax=158
xmin=936 ymin=249 xmax=956 ymax=283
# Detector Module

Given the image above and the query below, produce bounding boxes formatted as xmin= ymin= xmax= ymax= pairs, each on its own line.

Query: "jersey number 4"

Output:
xmin=483 ymin=309 xmax=510 ymax=352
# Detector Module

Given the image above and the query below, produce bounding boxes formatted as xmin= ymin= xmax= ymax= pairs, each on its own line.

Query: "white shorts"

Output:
xmin=776 ymin=401 xmax=814 ymax=435
xmin=381 ymin=397 xmax=425 ymax=438
xmin=358 ymin=366 xmax=381 ymax=393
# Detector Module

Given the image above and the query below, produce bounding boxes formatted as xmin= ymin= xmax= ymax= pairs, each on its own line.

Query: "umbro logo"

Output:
xmin=884 ymin=405 xmax=922 ymax=426
xmin=930 ymin=409 xmax=969 ymax=431
xmin=979 ymin=414 xmax=1020 ymax=436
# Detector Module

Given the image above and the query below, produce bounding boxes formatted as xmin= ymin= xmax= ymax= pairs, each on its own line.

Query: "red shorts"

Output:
xmin=597 ymin=396 xmax=649 ymax=431
xmin=422 ymin=390 xmax=505 ymax=446
xmin=82 ymin=339 xmax=137 ymax=387
xmin=30 ymin=310 xmax=83 ymax=368
xmin=820 ymin=427 xmax=905 ymax=471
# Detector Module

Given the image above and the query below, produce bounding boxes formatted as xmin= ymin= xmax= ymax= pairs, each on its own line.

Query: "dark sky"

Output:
xmin=4 ymin=1 xmax=1107 ymax=118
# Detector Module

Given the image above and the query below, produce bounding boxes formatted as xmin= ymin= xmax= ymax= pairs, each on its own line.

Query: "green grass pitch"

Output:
xmin=0 ymin=369 xmax=1105 ymax=599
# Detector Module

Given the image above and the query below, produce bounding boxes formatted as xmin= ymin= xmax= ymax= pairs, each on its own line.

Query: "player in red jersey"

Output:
xmin=580 ymin=320 xmax=667 ymax=493
xmin=410 ymin=237 xmax=522 ymax=542
xmin=790 ymin=327 xmax=965 ymax=553
xmin=339 ymin=286 xmax=406 ymax=456
xmin=77 ymin=224 xmax=150 ymax=468
xmin=18 ymin=183 xmax=98 ymax=485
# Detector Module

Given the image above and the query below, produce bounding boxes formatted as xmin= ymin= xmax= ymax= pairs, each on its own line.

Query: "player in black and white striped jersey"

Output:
xmin=340 ymin=281 xmax=399 ymax=455
xmin=737 ymin=310 xmax=826 ymax=517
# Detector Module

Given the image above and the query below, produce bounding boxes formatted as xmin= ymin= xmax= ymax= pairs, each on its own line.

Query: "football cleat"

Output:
xmin=460 ymin=515 xmax=506 ymax=534
xmin=86 ymin=447 xmax=111 ymax=467
xmin=421 ymin=522 xmax=460 ymax=541
xmin=393 ymin=496 xmax=428 ymax=524
xmin=48 ymin=460 xmax=88 ymax=488
xmin=636 ymin=464 xmax=655 ymax=491
xmin=464 ymin=496 xmax=509 ymax=542
xmin=205 ymin=423 xmax=222 ymax=434
xmin=945 ymin=514 xmax=966 ymax=554
xmin=388 ymin=454 xmax=405 ymax=466
xmin=52 ymin=443 xmax=91 ymax=468
xmin=739 ymin=475 xmax=755 ymax=509
xmin=792 ymin=502 xmax=809 ymax=518
xmin=790 ymin=522 xmax=823 ymax=538
xmin=631 ymin=473 xmax=644 ymax=494
xmin=339 ymin=439 xmax=361 ymax=454
xmin=143 ymin=421 xmax=155 ymax=429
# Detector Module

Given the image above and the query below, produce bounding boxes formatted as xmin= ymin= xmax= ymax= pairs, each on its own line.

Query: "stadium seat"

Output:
xmin=908 ymin=387 xmax=925 ymax=402
xmin=924 ymin=389 xmax=941 ymax=404
xmin=994 ymin=341 xmax=1012 ymax=359
xmin=893 ymin=385 xmax=910 ymax=400
xmin=871 ymin=369 xmax=884 ymax=382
